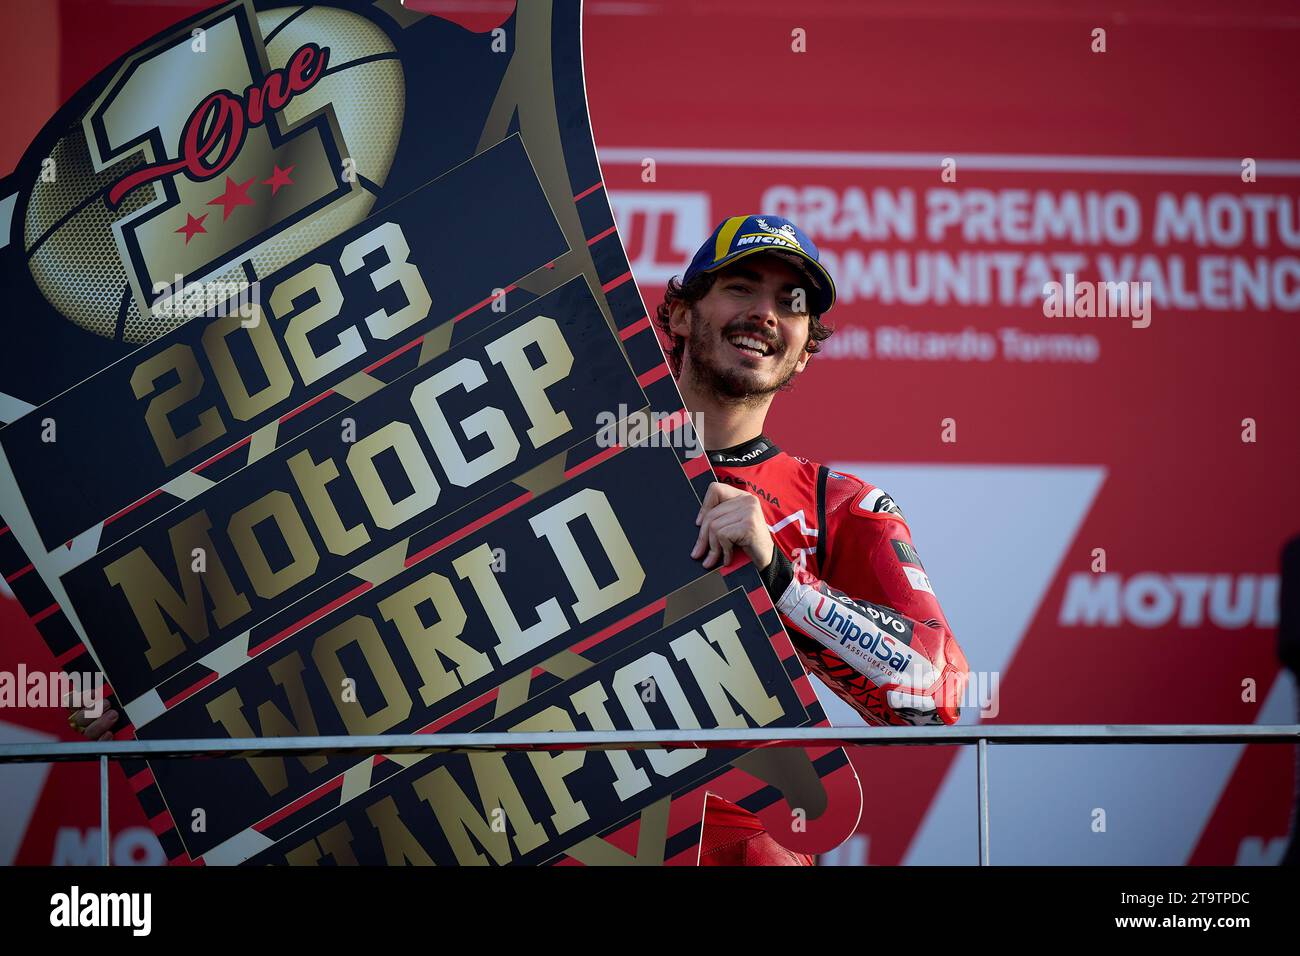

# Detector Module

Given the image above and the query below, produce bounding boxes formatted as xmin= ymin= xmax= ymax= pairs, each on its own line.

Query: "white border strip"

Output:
xmin=597 ymin=148 xmax=1300 ymax=177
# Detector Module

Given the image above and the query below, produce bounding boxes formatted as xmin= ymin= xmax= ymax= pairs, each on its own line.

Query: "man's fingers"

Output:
xmin=81 ymin=711 xmax=118 ymax=740
xmin=693 ymin=499 xmax=733 ymax=556
xmin=694 ymin=500 xmax=762 ymax=567
xmin=713 ymin=515 xmax=750 ymax=568
xmin=703 ymin=527 xmax=723 ymax=569
xmin=696 ymin=481 xmax=746 ymax=525
xmin=696 ymin=483 xmax=721 ymax=525
xmin=691 ymin=518 xmax=710 ymax=558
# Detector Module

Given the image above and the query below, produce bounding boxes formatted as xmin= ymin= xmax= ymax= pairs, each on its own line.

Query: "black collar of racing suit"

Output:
xmin=706 ymin=434 xmax=782 ymax=468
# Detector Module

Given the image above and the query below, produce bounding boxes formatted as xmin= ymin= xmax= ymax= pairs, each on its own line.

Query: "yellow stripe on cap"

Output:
xmin=712 ymin=216 xmax=748 ymax=264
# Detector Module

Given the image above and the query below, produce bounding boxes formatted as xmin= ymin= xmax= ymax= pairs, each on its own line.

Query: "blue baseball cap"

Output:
xmin=683 ymin=214 xmax=836 ymax=315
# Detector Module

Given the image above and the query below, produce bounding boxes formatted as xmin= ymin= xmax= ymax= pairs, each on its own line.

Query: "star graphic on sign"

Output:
xmin=263 ymin=164 xmax=295 ymax=196
xmin=175 ymin=212 xmax=208 ymax=245
xmin=207 ymin=175 xmax=256 ymax=221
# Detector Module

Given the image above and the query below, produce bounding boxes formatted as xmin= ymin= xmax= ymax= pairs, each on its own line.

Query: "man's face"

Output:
xmin=670 ymin=255 xmax=814 ymax=401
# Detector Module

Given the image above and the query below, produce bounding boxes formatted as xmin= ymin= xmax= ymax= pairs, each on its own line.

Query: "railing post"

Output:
xmin=977 ymin=737 xmax=990 ymax=866
xmin=100 ymin=754 xmax=109 ymax=867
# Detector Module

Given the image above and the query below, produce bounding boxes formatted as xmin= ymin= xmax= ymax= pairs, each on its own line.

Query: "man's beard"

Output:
xmin=683 ymin=306 xmax=803 ymax=405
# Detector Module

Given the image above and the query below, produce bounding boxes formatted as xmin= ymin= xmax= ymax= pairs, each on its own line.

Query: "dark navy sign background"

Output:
xmin=0 ymin=0 xmax=862 ymax=864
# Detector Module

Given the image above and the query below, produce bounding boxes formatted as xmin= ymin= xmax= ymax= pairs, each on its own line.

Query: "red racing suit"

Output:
xmin=698 ymin=434 xmax=969 ymax=865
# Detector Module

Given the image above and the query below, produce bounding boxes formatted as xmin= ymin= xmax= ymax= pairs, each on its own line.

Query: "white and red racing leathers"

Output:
xmin=709 ymin=435 xmax=969 ymax=727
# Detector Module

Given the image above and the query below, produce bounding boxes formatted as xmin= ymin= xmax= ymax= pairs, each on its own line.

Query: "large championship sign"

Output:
xmin=0 ymin=0 xmax=862 ymax=864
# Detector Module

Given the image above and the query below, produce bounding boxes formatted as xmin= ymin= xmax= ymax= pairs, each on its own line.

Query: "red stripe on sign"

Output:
xmin=279 ymin=389 xmax=334 ymax=424
xmin=452 ymin=286 xmax=517 ymax=325
xmin=128 ymin=767 xmax=155 ymax=793
xmin=747 ymin=585 xmax=774 ymax=615
xmin=601 ymin=271 xmax=632 ymax=293
xmin=0 ymin=525 xmax=9 ymax=536
xmin=720 ymin=557 xmax=752 ymax=578
xmin=773 ymin=637 xmax=797 ymax=664
xmin=193 ymin=435 xmax=252 ymax=475
xmin=365 ymin=288 xmax=516 ymax=377
xmin=404 ymin=491 xmax=533 ymax=568
xmin=5 ymin=563 xmax=33 ymax=583
xmin=795 ymin=673 xmax=821 ymax=708
xmin=162 ymin=671 xmax=220 ymax=709
xmin=104 ymin=487 xmax=165 ymax=527
xmin=618 ymin=316 xmax=651 ymax=340
xmin=418 ymin=686 xmax=499 ymax=733
xmin=254 ymin=774 xmax=345 ymax=832
xmin=653 ymin=407 xmax=688 ymax=435
xmin=563 ymin=443 xmax=623 ymax=479
xmin=363 ymin=334 xmax=424 ymax=373
xmin=570 ymin=595 xmax=667 ymax=655
xmin=637 ymin=365 xmax=670 ymax=388
xmin=682 ymin=453 xmax=711 ymax=479
xmin=54 ymin=645 xmax=86 ymax=668
xmin=573 ymin=182 xmax=603 ymax=202
xmin=766 ymin=626 xmax=798 ymax=664
xmin=586 ymin=225 xmax=617 ymax=246
xmin=248 ymin=581 xmax=374 ymax=658
xmin=30 ymin=602 xmax=60 ymax=625
xmin=148 ymin=809 xmax=176 ymax=836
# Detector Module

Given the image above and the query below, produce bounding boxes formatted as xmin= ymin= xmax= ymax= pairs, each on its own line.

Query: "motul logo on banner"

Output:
xmin=608 ymin=191 xmax=709 ymax=284
xmin=1058 ymin=573 xmax=1279 ymax=629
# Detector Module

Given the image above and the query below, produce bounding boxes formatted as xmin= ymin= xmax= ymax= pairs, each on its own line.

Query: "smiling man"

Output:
xmin=663 ymin=214 xmax=971 ymax=866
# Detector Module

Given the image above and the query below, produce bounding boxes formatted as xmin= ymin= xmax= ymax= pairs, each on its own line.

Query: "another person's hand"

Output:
xmin=65 ymin=689 xmax=117 ymax=741
xmin=692 ymin=481 xmax=775 ymax=571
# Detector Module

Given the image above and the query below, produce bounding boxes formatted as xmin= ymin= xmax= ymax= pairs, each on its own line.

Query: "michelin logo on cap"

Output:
xmin=748 ymin=218 xmax=803 ymax=248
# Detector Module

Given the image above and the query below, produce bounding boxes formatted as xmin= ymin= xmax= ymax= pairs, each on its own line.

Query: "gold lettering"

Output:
xmin=412 ymin=755 xmax=546 ymax=865
xmin=365 ymin=796 xmax=434 ymax=865
xmin=510 ymin=706 xmax=590 ymax=835
xmin=483 ymin=315 xmax=573 ymax=447
xmin=670 ymin=610 xmax=782 ymax=726
xmin=312 ymin=615 xmax=411 ymax=733
xmin=377 ymin=569 xmax=483 ymax=707
xmin=274 ymin=262 xmax=357 ymax=386
xmin=345 ymin=421 xmax=440 ymax=530
xmin=283 ymin=820 xmax=358 ymax=866
xmin=201 ymin=308 xmax=294 ymax=421
xmin=530 ymin=488 xmax=644 ymax=622
xmin=613 ymin=652 xmax=708 ymax=777
xmin=409 ymin=358 xmax=519 ymax=487
xmin=568 ymin=683 xmax=651 ymax=801
xmin=102 ymin=511 xmax=250 ymax=670
xmin=227 ymin=490 xmax=319 ymax=600
xmin=203 ymin=652 xmax=326 ymax=797
xmin=130 ymin=344 xmax=226 ymax=467
xmin=452 ymin=543 xmax=566 ymax=665
xmin=286 ymin=448 xmax=370 ymax=556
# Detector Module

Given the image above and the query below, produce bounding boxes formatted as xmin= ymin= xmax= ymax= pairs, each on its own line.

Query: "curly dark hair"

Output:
xmin=653 ymin=253 xmax=835 ymax=377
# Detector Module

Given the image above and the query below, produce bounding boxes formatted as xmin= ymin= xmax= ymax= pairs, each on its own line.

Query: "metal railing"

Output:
xmin=2 ymin=724 xmax=1296 ymax=866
